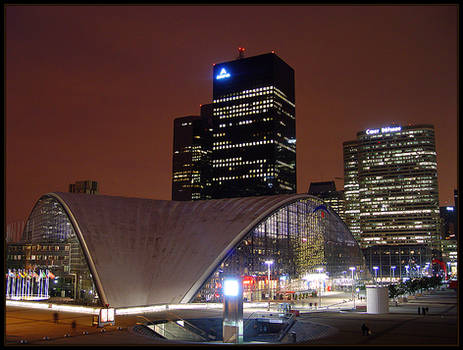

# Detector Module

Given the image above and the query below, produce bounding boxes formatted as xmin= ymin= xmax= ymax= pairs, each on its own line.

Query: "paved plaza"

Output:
xmin=4 ymin=288 xmax=458 ymax=346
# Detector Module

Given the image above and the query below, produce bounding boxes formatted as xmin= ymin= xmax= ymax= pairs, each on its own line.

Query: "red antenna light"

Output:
xmin=237 ymin=47 xmax=246 ymax=59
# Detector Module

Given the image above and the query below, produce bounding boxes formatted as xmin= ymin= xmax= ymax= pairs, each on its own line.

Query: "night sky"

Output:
xmin=6 ymin=5 xmax=458 ymax=225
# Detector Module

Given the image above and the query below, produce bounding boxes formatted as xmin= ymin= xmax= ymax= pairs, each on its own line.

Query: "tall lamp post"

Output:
xmin=373 ymin=266 xmax=379 ymax=285
xmin=391 ymin=266 xmax=396 ymax=282
xmin=316 ymin=267 xmax=323 ymax=308
xmin=349 ymin=267 xmax=356 ymax=309
xmin=264 ymin=260 xmax=273 ymax=311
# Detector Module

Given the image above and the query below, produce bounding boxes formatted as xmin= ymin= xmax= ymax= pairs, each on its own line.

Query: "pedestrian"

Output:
xmin=422 ymin=307 xmax=426 ymax=315
xmin=53 ymin=312 xmax=59 ymax=324
xmin=71 ymin=320 xmax=76 ymax=333
xmin=361 ymin=323 xmax=368 ymax=336
xmin=418 ymin=307 xmax=421 ymax=315
xmin=426 ymin=307 xmax=429 ymax=314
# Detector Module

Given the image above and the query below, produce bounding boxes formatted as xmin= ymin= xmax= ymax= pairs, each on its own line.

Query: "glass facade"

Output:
xmin=362 ymin=244 xmax=437 ymax=282
xmin=6 ymin=195 xmax=100 ymax=305
xmin=193 ymin=197 xmax=367 ymax=303
xmin=343 ymin=125 xmax=440 ymax=249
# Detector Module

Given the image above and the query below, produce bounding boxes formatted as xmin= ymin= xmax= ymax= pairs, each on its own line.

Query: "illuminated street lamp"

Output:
xmin=316 ymin=267 xmax=323 ymax=308
xmin=391 ymin=266 xmax=396 ymax=281
xmin=373 ymin=266 xmax=379 ymax=284
xmin=264 ymin=260 xmax=273 ymax=311
xmin=405 ymin=265 xmax=410 ymax=279
xmin=349 ymin=267 xmax=356 ymax=309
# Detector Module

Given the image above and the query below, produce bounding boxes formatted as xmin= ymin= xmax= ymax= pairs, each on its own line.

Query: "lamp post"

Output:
xmin=264 ymin=260 xmax=273 ymax=311
xmin=349 ymin=267 xmax=356 ymax=309
xmin=391 ymin=266 xmax=396 ymax=282
xmin=373 ymin=266 xmax=379 ymax=284
xmin=316 ymin=267 xmax=323 ymax=308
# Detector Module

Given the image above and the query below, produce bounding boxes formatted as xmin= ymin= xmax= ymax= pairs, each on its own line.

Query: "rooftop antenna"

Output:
xmin=237 ymin=47 xmax=245 ymax=59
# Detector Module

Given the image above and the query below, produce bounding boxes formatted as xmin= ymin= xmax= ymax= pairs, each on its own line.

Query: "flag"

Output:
xmin=48 ymin=271 xmax=55 ymax=279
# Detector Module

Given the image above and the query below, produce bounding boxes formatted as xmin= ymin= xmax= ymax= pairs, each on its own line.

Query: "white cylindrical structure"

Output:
xmin=366 ymin=285 xmax=389 ymax=314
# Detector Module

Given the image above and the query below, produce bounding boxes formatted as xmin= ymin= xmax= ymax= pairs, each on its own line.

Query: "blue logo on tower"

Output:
xmin=216 ymin=68 xmax=231 ymax=80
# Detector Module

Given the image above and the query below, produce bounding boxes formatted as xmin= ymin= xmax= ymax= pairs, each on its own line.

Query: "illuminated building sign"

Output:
xmin=446 ymin=206 xmax=454 ymax=211
xmin=366 ymin=126 xmax=402 ymax=135
xmin=216 ymin=68 xmax=231 ymax=80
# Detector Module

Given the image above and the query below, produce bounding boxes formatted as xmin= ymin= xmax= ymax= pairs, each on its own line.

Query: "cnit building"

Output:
xmin=172 ymin=50 xmax=296 ymax=201
xmin=6 ymin=51 xmax=369 ymax=310
xmin=343 ymin=124 xmax=441 ymax=280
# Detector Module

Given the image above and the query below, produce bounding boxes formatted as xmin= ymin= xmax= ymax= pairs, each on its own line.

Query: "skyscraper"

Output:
xmin=209 ymin=52 xmax=296 ymax=199
xmin=172 ymin=106 xmax=212 ymax=201
xmin=343 ymin=124 xmax=441 ymax=279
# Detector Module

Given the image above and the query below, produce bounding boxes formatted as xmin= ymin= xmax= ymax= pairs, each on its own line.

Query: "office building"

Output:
xmin=439 ymin=204 xmax=457 ymax=274
xmin=210 ymin=52 xmax=296 ymax=199
xmin=308 ymin=181 xmax=345 ymax=222
xmin=172 ymin=106 xmax=212 ymax=201
xmin=69 ymin=180 xmax=98 ymax=194
xmin=343 ymin=124 xmax=441 ymax=279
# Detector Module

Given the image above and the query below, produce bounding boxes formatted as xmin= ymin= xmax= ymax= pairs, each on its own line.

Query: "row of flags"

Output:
xmin=6 ymin=269 xmax=55 ymax=281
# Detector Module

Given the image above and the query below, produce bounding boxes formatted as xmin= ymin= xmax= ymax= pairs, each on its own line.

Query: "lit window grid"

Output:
xmin=193 ymin=198 xmax=366 ymax=302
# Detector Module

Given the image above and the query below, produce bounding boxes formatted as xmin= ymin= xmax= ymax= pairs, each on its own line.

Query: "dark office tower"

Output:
xmin=308 ymin=181 xmax=345 ymax=222
xmin=210 ymin=52 xmax=296 ymax=199
xmin=172 ymin=109 xmax=212 ymax=201
xmin=69 ymin=180 xmax=98 ymax=194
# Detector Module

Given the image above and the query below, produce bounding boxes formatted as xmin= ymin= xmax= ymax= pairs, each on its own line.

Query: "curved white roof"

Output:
xmin=50 ymin=192 xmax=317 ymax=308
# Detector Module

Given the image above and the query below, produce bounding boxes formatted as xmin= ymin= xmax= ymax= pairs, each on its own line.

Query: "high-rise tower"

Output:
xmin=210 ymin=52 xmax=296 ymax=198
xmin=172 ymin=106 xmax=212 ymax=201
xmin=343 ymin=124 xmax=441 ymax=279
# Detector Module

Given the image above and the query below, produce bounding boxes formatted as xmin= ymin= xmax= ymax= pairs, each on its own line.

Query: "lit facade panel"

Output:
xmin=8 ymin=192 xmax=366 ymax=308
xmin=343 ymin=125 xmax=440 ymax=249
xmin=343 ymin=141 xmax=361 ymax=241
xmin=194 ymin=197 xmax=367 ymax=302
xmin=210 ymin=53 xmax=296 ymax=199
xmin=7 ymin=195 xmax=99 ymax=303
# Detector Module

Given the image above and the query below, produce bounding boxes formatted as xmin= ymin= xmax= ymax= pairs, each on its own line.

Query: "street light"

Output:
xmin=405 ymin=265 xmax=410 ymax=280
xmin=264 ymin=260 xmax=273 ymax=311
xmin=373 ymin=266 xmax=379 ymax=284
xmin=391 ymin=266 xmax=396 ymax=281
xmin=316 ymin=267 xmax=323 ymax=308
xmin=349 ymin=267 xmax=356 ymax=309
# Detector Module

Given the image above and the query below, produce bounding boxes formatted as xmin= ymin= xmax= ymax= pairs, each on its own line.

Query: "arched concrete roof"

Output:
xmin=48 ymin=192 xmax=340 ymax=308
